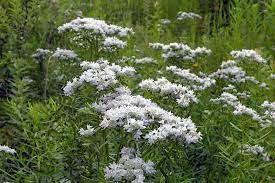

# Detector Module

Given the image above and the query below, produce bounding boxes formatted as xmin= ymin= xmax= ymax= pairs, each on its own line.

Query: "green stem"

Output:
xmin=96 ymin=151 xmax=100 ymax=178
xmin=103 ymin=130 xmax=109 ymax=162
xmin=43 ymin=56 xmax=52 ymax=99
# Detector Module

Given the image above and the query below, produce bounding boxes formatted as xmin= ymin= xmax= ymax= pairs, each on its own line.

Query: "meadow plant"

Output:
xmin=79 ymin=125 xmax=96 ymax=137
xmin=139 ymin=77 xmax=198 ymax=107
xmin=159 ymin=19 xmax=171 ymax=25
xmin=32 ymin=48 xmax=52 ymax=61
xmin=270 ymin=74 xmax=275 ymax=80
xmin=58 ymin=17 xmax=134 ymax=37
xmin=52 ymin=48 xmax=79 ymax=60
xmin=241 ymin=144 xmax=270 ymax=162
xmin=149 ymin=42 xmax=211 ymax=61
xmin=166 ymin=65 xmax=216 ymax=90
xmin=230 ymin=49 xmax=267 ymax=64
xmin=211 ymin=92 xmax=272 ymax=127
xmin=63 ymin=58 xmax=136 ymax=95
xmin=177 ymin=12 xmax=202 ymax=20
xmin=58 ymin=17 xmax=134 ymax=57
xmin=0 ymin=145 xmax=16 ymax=155
xmin=104 ymin=147 xmax=156 ymax=182
xmin=102 ymin=36 xmax=127 ymax=52
xmin=92 ymin=86 xmax=202 ymax=143
xmin=134 ymin=57 xmax=157 ymax=64
xmin=210 ymin=60 xmax=260 ymax=84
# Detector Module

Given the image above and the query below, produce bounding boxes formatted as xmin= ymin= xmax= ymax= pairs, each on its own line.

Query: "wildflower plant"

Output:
xmin=104 ymin=147 xmax=156 ymax=182
xmin=149 ymin=42 xmax=211 ymax=62
xmin=58 ymin=16 xmax=204 ymax=183
xmin=177 ymin=12 xmax=202 ymax=20
xmin=0 ymin=145 xmax=16 ymax=155
xmin=58 ymin=17 xmax=134 ymax=58
xmin=50 ymin=16 xmax=274 ymax=182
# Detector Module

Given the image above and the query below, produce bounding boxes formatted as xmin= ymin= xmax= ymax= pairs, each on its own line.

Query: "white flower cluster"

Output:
xmin=149 ymin=43 xmax=163 ymax=50
xmin=259 ymin=82 xmax=269 ymax=89
xmin=210 ymin=60 xmax=259 ymax=84
xmin=149 ymin=42 xmax=211 ymax=61
xmin=134 ymin=57 xmax=157 ymax=64
xmin=116 ymin=56 xmax=136 ymax=63
xmin=59 ymin=18 xmax=134 ymax=51
xmin=58 ymin=17 xmax=134 ymax=37
xmin=63 ymin=59 xmax=135 ymax=96
xmin=211 ymin=92 xmax=239 ymax=106
xmin=211 ymin=92 xmax=267 ymax=126
xmin=0 ymin=145 xmax=16 ymax=154
xmin=116 ymin=56 xmax=157 ymax=64
xmin=52 ymin=48 xmax=79 ymax=60
xmin=177 ymin=12 xmax=202 ymax=20
xmin=270 ymin=74 xmax=275 ymax=80
xmin=236 ymin=91 xmax=251 ymax=99
xmin=242 ymin=144 xmax=270 ymax=161
xmin=139 ymin=77 xmax=198 ymax=107
xmin=160 ymin=18 xmax=171 ymax=25
xmin=166 ymin=65 xmax=216 ymax=90
xmin=103 ymin=37 xmax=127 ymax=52
xmin=79 ymin=125 xmax=95 ymax=137
xmin=261 ymin=101 xmax=275 ymax=127
xmin=104 ymin=147 xmax=156 ymax=183
xmin=92 ymin=86 xmax=202 ymax=144
xmin=222 ymin=85 xmax=251 ymax=99
xmin=32 ymin=48 xmax=52 ymax=60
xmin=223 ymin=84 xmax=237 ymax=92
xmin=230 ymin=49 xmax=267 ymax=64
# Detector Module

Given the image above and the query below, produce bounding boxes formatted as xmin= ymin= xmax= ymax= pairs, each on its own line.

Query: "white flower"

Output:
xmin=160 ymin=19 xmax=171 ymax=25
xmin=134 ymin=57 xmax=157 ymax=64
xmin=58 ymin=18 xmax=133 ymax=49
xmin=236 ymin=91 xmax=251 ymax=99
xmin=123 ymin=119 xmax=146 ymax=139
xmin=116 ymin=56 xmax=136 ymax=63
xmin=166 ymin=65 xmax=215 ymax=90
xmin=270 ymin=74 xmax=275 ymax=80
xmin=259 ymin=82 xmax=268 ymax=89
xmin=32 ymin=48 xmax=52 ymax=60
xmin=177 ymin=12 xmax=202 ymax=20
xmin=63 ymin=59 xmax=135 ymax=95
xmin=223 ymin=84 xmax=237 ymax=92
xmin=0 ymin=145 xmax=16 ymax=154
xmin=119 ymin=66 xmax=136 ymax=76
xmin=261 ymin=101 xmax=275 ymax=127
xmin=210 ymin=92 xmax=239 ymax=106
xmin=242 ymin=144 xmax=270 ymax=161
xmin=233 ymin=104 xmax=262 ymax=122
xmin=79 ymin=125 xmax=95 ymax=137
xmin=230 ymin=49 xmax=267 ymax=64
xmin=139 ymin=77 xmax=198 ymax=107
xmin=261 ymin=101 xmax=275 ymax=111
xmin=58 ymin=17 xmax=134 ymax=37
xmin=52 ymin=48 xmax=78 ymax=60
xmin=149 ymin=43 xmax=164 ymax=50
xmin=145 ymin=117 xmax=201 ymax=144
xmin=93 ymin=86 xmax=202 ymax=144
xmin=211 ymin=92 xmax=268 ymax=126
xmin=103 ymin=37 xmax=127 ymax=52
xmin=149 ymin=42 xmax=211 ymax=61
xmin=63 ymin=77 xmax=83 ymax=96
xmin=104 ymin=147 xmax=156 ymax=183
xmin=210 ymin=60 xmax=260 ymax=84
